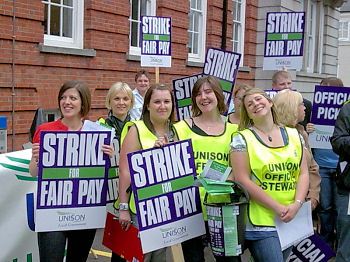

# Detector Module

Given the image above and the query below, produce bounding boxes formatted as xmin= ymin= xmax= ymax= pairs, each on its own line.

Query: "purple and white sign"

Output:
xmin=263 ymin=12 xmax=305 ymax=70
xmin=287 ymin=233 xmax=335 ymax=262
xmin=106 ymin=136 xmax=120 ymax=215
xmin=309 ymin=85 xmax=350 ymax=149
xmin=128 ymin=139 xmax=206 ymax=253
xmin=203 ymin=47 xmax=241 ymax=115
xmin=173 ymin=74 xmax=204 ymax=120
xmin=141 ymin=16 xmax=171 ymax=67
xmin=35 ymin=131 xmax=111 ymax=232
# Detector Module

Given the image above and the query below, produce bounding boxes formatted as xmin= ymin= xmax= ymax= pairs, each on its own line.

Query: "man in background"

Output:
xmin=271 ymin=70 xmax=312 ymax=128
xmin=129 ymin=70 xmax=151 ymax=120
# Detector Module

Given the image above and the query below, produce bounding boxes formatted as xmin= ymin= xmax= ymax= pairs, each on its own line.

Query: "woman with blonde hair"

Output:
xmin=102 ymin=82 xmax=135 ymax=135
xmin=273 ymin=89 xmax=320 ymax=211
xmin=100 ymin=82 xmax=134 ymax=262
xmin=230 ymin=87 xmax=309 ymax=261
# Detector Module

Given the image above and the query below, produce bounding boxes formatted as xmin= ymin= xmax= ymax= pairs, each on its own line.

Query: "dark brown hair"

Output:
xmin=191 ymin=76 xmax=227 ymax=116
xmin=58 ymin=80 xmax=91 ymax=118
xmin=141 ymin=83 xmax=175 ymax=131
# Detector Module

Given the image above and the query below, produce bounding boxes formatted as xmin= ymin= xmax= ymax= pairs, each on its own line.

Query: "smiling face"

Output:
xmin=59 ymin=88 xmax=82 ymax=120
xmin=244 ymin=93 xmax=273 ymax=120
xmin=147 ymin=89 xmax=173 ymax=123
xmin=136 ymin=74 xmax=150 ymax=96
xmin=110 ymin=90 xmax=133 ymax=119
xmin=195 ymin=82 xmax=219 ymax=114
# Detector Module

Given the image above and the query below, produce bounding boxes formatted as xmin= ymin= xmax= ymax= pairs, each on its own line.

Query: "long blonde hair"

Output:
xmin=239 ymin=87 xmax=280 ymax=130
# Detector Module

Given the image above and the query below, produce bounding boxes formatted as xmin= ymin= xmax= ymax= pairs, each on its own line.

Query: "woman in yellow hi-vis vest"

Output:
xmin=118 ymin=83 xmax=175 ymax=262
xmin=230 ymin=88 xmax=309 ymax=262
xmin=173 ymin=76 xmax=239 ymax=262
xmin=99 ymin=82 xmax=135 ymax=262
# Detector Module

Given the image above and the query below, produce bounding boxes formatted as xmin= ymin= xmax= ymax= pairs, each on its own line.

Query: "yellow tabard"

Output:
xmin=173 ymin=120 xmax=238 ymax=220
xmin=118 ymin=120 xmax=158 ymax=214
xmin=239 ymin=126 xmax=302 ymax=226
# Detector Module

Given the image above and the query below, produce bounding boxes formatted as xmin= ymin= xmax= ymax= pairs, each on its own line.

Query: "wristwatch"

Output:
xmin=295 ymin=199 xmax=304 ymax=206
xmin=118 ymin=202 xmax=129 ymax=211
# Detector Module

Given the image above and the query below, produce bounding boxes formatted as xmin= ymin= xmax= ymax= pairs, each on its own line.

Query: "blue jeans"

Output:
xmin=335 ymin=189 xmax=350 ymax=262
xmin=317 ymin=167 xmax=337 ymax=248
xmin=38 ymin=229 xmax=96 ymax=262
xmin=245 ymin=231 xmax=292 ymax=262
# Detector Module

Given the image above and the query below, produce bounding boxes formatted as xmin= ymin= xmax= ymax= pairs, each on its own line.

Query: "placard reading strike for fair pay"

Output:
xmin=128 ymin=139 xmax=206 ymax=253
xmin=141 ymin=16 xmax=171 ymax=67
xmin=35 ymin=131 xmax=111 ymax=232
xmin=263 ymin=12 xmax=305 ymax=70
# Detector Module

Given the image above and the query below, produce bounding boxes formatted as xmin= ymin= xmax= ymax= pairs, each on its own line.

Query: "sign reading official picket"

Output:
xmin=35 ymin=131 xmax=111 ymax=232
xmin=263 ymin=12 xmax=305 ymax=70
xmin=141 ymin=16 xmax=171 ymax=67
xmin=128 ymin=140 xmax=206 ymax=253
xmin=309 ymin=85 xmax=350 ymax=149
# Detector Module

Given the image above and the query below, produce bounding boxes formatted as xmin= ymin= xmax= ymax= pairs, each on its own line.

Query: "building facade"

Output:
xmin=256 ymin=0 xmax=343 ymax=100
xmin=0 ymin=0 xmax=343 ymax=151
xmin=338 ymin=0 xmax=350 ymax=85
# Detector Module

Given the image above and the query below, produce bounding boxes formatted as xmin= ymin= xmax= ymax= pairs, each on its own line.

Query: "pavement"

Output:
xmin=86 ymin=229 xmax=254 ymax=262
xmin=87 ymin=229 xmax=217 ymax=262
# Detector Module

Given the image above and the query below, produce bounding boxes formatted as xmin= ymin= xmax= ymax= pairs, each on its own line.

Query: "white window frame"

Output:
xmin=129 ymin=0 xmax=156 ymax=56
xmin=339 ymin=21 xmax=350 ymax=41
xmin=231 ymin=0 xmax=246 ymax=67
xmin=304 ymin=0 xmax=323 ymax=74
xmin=187 ymin=0 xmax=207 ymax=63
xmin=42 ymin=0 xmax=84 ymax=49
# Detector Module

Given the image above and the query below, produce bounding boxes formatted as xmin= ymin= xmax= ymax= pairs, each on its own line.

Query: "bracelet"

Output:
xmin=295 ymin=199 xmax=304 ymax=206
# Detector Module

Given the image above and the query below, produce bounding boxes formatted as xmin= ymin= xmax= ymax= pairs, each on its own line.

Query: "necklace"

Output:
xmin=254 ymin=125 xmax=275 ymax=142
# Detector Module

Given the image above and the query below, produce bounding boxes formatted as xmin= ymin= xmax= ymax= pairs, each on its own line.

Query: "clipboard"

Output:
xmin=103 ymin=213 xmax=145 ymax=262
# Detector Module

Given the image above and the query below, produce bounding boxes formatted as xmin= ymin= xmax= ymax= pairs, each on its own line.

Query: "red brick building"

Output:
xmin=0 ymin=0 xmax=258 ymax=151
xmin=0 ymin=1 xmax=342 ymax=151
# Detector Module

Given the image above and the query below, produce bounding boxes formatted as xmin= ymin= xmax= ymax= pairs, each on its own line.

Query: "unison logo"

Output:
xmin=160 ymin=226 xmax=187 ymax=239
xmin=57 ymin=211 xmax=86 ymax=223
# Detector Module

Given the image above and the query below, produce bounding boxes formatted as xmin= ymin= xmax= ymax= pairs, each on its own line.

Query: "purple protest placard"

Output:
xmin=141 ymin=16 xmax=172 ymax=67
xmin=128 ymin=139 xmax=206 ymax=253
xmin=35 ymin=131 xmax=111 ymax=232
xmin=173 ymin=74 xmax=204 ymax=120
xmin=202 ymin=47 xmax=241 ymax=115
xmin=287 ymin=233 xmax=335 ymax=262
xmin=309 ymin=85 xmax=350 ymax=149
xmin=263 ymin=12 xmax=305 ymax=70
xmin=106 ymin=135 xmax=120 ymax=215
